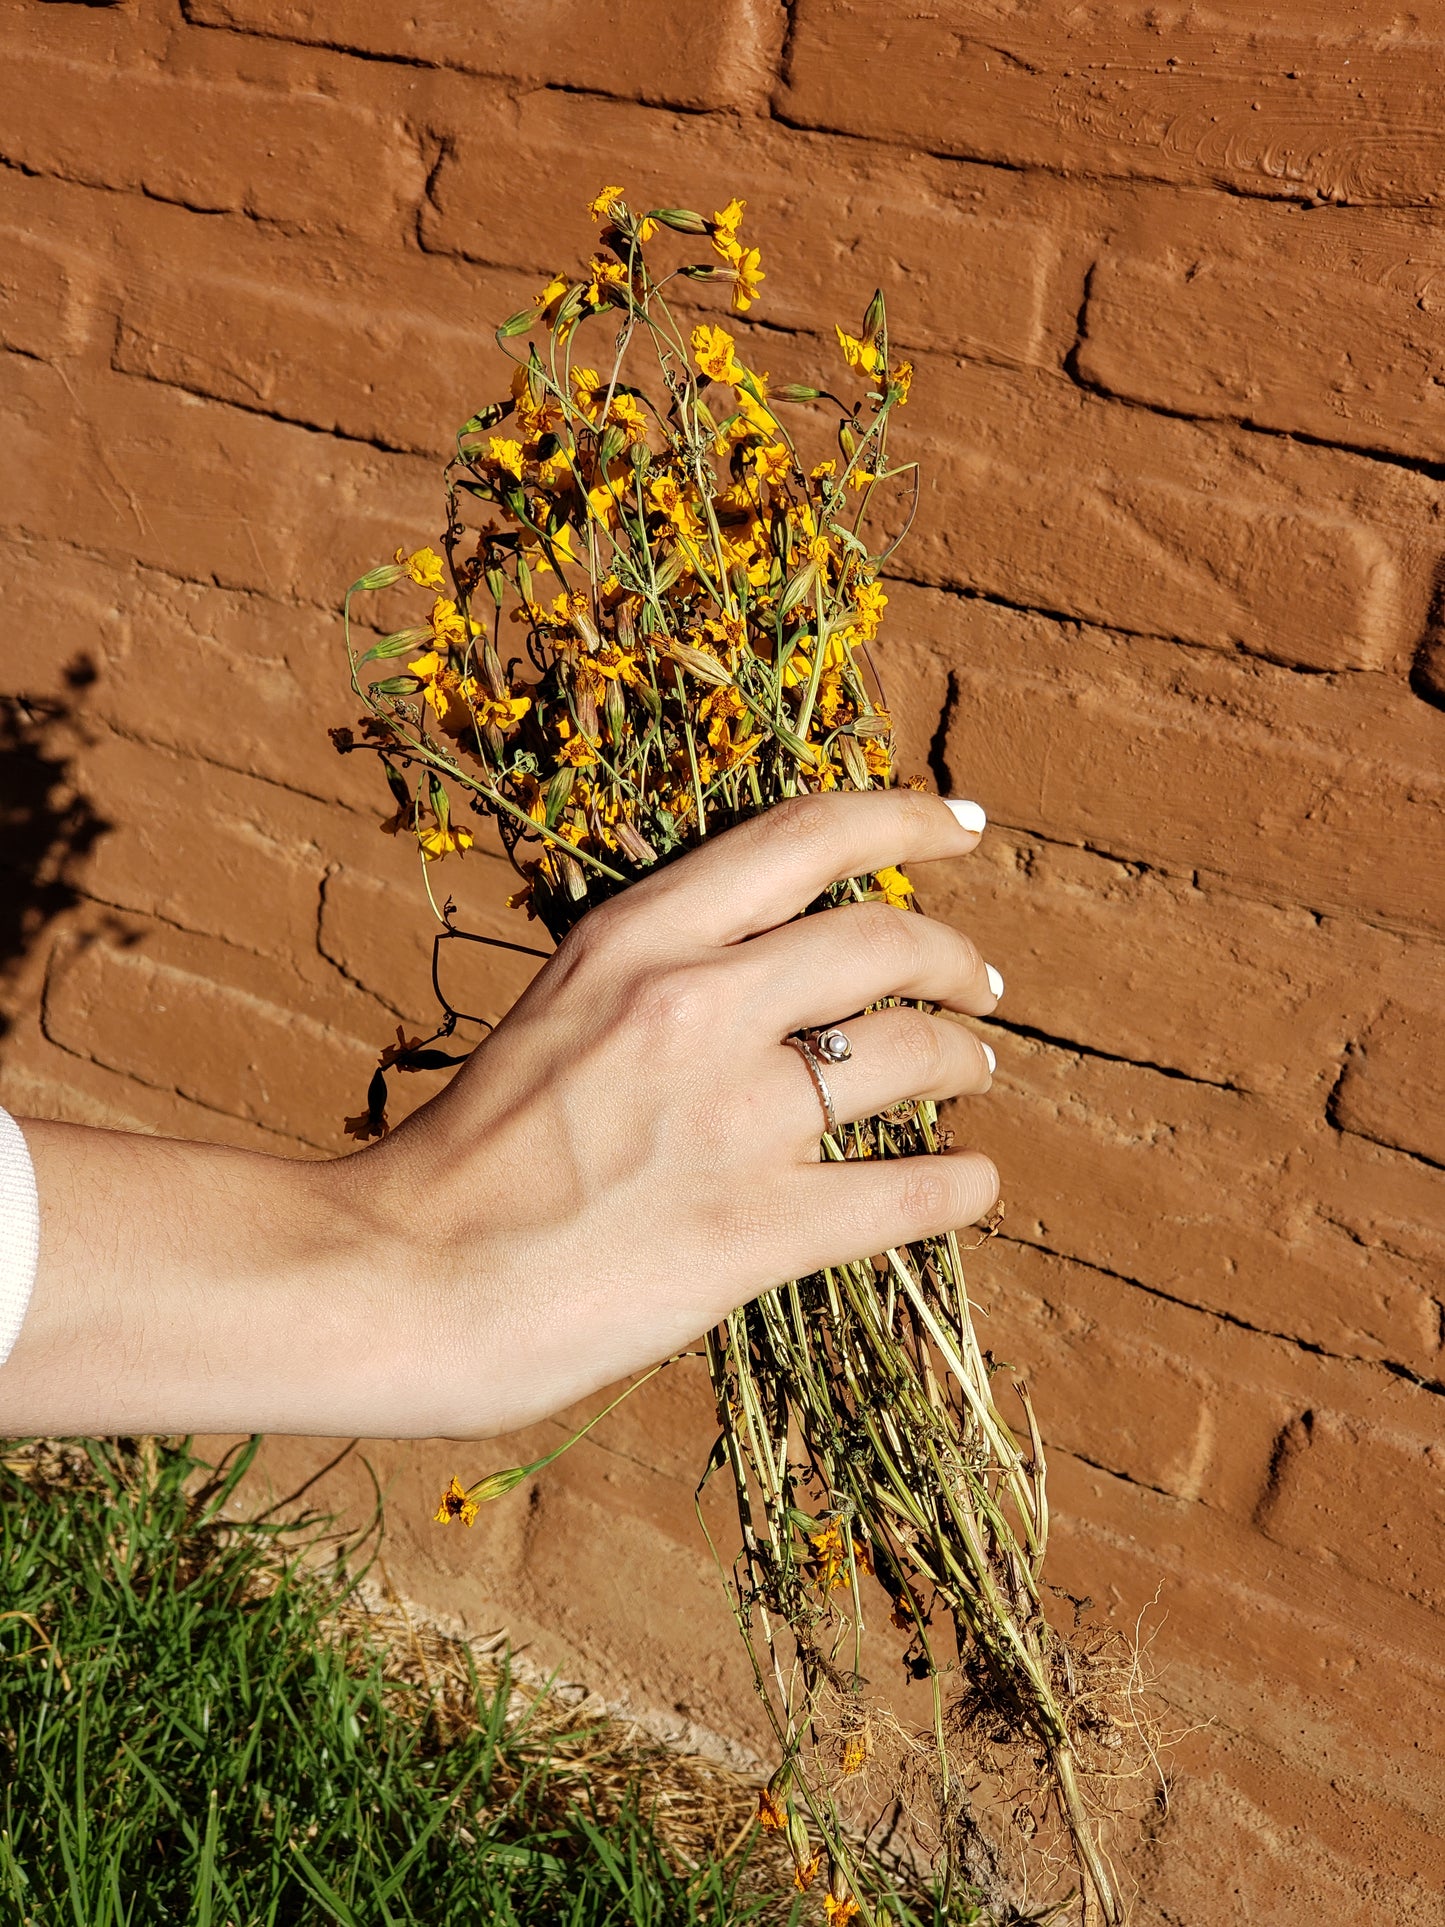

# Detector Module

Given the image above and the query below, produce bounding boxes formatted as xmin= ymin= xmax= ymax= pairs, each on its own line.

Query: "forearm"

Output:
xmin=0 ymin=1120 xmax=423 ymax=1438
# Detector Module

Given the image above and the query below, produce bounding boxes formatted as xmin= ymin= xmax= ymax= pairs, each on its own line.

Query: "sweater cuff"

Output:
xmin=0 ymin=1107 xmax=40 ymax=1367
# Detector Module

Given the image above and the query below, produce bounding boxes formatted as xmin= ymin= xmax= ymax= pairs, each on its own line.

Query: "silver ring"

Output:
xmin=788 ymin=1033 xmax=841 ymax=1137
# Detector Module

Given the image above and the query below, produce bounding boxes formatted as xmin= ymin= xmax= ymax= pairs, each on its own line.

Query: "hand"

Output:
xmin=4 ymin=791 xmax=1000 ymax=1439
xmin=357 ymin=788 xmax=1002 ymax=1437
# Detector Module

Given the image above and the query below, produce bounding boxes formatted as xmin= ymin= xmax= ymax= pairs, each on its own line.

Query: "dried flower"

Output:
xmin=432 ymin=1477 xmax=480 ymax=1527
xmin=337 ymin=184 xmax=1137 ymax=1927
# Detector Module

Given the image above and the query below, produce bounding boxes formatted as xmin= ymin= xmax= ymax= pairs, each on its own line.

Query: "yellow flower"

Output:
xmin=839 ymin=1729 xmax=871 ymax=1777
xmin=511 ymin=360 xmax=554 ymax=439
xmin=584 ymin=254 xmax=628 ymax=306
xmin=429 ymin=596 xmax=475 ymax=646
xmin=475 ymin=691 xmax=532 ymax=731
xmin=433 ymin=1476 xmax=480 ymax=1527
xmin=863 ymin=735 xmax=892 ymax=779
xmin=418 ymin=822 xmax=475 ymax=861
xmin=793 ymin=1852 xmax=821 ymax=1893
xmin=606 ymin=391 xmax=649 ymax=446
xmin=586 ymin=480 xmax=621 ymax=529
xmin=691 ymin=322 xmax=743 ymax=386
xmin=757 ymin=1787 xmax=786 ymax=1832
xmin=593 ymin=642 xmax=645 ymax=686
xmin=823 ymin=1897 xmax=859 ymax=1925
xmin=890 ymin=358 xmax=914 ymax=404
xmin=711 ymin=196 xmax=745 ymax=247
xmin=810 ymin=458 xmax=836 ymax=482
xmin=849 ymin=580 xmax=888 ymax=641
xmin=557 ymin=729 xmax=598 ymax=768
xmin=407 ymin=647 xmax=443 ymax=685
xmin=648 ymin=471 xmax=702 ymax=539
xmin=729 ymin=244 xmax=765 ymax=313
xmin=701 ymin=612 xmax=747 ymax=657
xmin=428 ymin=675 xmax=482 ymax=737
xmin=534 ymin=270 xmax=568 ymax=320
xmin=874 ymin=865 xmax=913 ymax=909
xmin=587 ymin=183 xmax=625 ymax=221
xmin=571 ymin=366 xmax=604 ymax=420
xmin=808 ymin=1520 xmax=849 ymax=1590
xmin=817 ymin=671 xmax=849 ymax=729
xmin=835 ymin=324 xmax=881 ymax=377
xmin=487 ymin=436 xmax=525 ymax=479
xmin=748 ymin=442 xmax=791 ymax=488
xmin=394 ymin=544 xmax=444 ymax=589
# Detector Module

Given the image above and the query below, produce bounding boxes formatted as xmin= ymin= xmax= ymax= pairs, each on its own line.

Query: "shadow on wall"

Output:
xmin=0 ymin=661 xmax=111 ymax=1038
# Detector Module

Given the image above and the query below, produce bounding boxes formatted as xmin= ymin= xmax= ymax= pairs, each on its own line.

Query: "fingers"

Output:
xmin=783 ymin=1008 xmax=994 ymax=1133
xmin=782 ymin=1151 xmax=1001 ymax=1279
xmin=621 ymin=790 xmax=987 ymax=947
xmin=746 ymin=901 xmax=1001 ymax=1028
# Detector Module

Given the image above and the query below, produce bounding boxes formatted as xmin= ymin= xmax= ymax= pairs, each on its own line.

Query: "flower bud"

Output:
xmin=351 ymin=562 xmax=407 ymax=593
xmin=648 ymin=207 xmax=710 ymax=234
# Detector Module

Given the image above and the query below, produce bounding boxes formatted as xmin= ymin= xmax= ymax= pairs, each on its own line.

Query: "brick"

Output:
xmin=967 ymin=1035 xmax=1444 ymax=1377
xmin=1045 ymin=1458 xmax=1445 ymax=1825
xmin=0 ymin=535 xmax=392 ymax=818
xmin=982 ymin=1238 xmax=1442 ymax=1532
xmin=0 ymin=1052 xmax=313 ymax=1157
xmin=112 ymin=256 xmax=528 ymax=455
xmin=1126 ymin=1746 xmax=1445 ymax=1921
xmin=982 ymin=1244 xmax=1216 ymax=1501
xmin=68 ymin=732 xmax=331 ymax=966
xmin=902 ymin=358 xmax=1423 ymax=675
xmin=420 ymin=93 xmax=1063 ymax=370
xmin=907 ymin=582 xmax=1445 ymax=935
xmin=778 ymin=3 xmax=1445 ymax=207
xmin=1257 ymin=1408 xmax=1445 ymax=1615
xmin=186 ymin=0 xmax=785 ymax=112
xmin=0 ymin=224 xmax=101 ymax=360
xmin=914 ymin=825 xmax=1441 ymax=1107
xmin=1332 ymin=1001 xmax=1445 ymax=1168
xmin=1077 ymin=244 xmax=1445 ymax=466
xmin=42 ymin=923 xmax=378 ymax=1147
xmin=318 ymin=857 xmax=542 ymax=1031
xmin=0 ymin=44 xmax=425 ymax=240
xmin=0 ymin=358 xmax=436 ymax=602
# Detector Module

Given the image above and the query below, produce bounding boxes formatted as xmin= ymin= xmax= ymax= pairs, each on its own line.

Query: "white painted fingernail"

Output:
xmin=945 ymin=798 xmax=987 ymax=834
xmin=981 ymin=1041 xmax=997 ymax=1074
xmin=986 ymin=963 xmax=1004 ymax=1000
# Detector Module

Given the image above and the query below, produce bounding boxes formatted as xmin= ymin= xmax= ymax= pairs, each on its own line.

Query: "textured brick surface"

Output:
xmin=3 ymin=2 xmax=1443 ymax=1920
xmin=1077 ymin=240 xmax=1445 ymax=465
xmin=779 ymin=3 xmax=1445 ymax=206
xmin=186 ymin=0 xmax=787 ymax=112
xmin=1332 ymin=1000 xmax=1445 ymax=1168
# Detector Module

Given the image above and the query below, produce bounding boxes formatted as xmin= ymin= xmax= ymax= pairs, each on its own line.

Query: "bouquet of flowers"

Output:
xmin=335 ymin=187 xmax=1148 ymax=1925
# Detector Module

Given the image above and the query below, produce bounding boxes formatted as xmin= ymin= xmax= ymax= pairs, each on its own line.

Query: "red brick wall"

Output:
xmin=3 ymin=5 xmax=1443 ymax=1919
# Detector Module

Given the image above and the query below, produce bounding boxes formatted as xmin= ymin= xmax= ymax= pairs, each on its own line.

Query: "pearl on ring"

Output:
xmin=813 ymin=1027 xmax=852 ymax=1063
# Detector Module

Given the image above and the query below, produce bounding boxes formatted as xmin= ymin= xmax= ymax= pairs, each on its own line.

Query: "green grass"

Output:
xmin=0 ymin=1436 xmax=819 ymax=1927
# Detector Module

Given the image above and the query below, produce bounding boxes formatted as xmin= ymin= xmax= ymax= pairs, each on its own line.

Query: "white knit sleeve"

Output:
xmin=0 ymin=1107 xmax=40 ymax=1366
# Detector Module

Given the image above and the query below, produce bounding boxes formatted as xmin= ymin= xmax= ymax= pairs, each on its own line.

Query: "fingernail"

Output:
xmin=981 ymin=1041 xmax=997 ymax=1074
xmin=985 ymin=963 xmax=1004 ymax=1000
xmin=945 ymin=798 xmax=987 ymax=834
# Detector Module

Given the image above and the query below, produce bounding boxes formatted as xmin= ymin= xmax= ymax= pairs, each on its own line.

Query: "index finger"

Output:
xmin=623 ymin=791 xmax=988 ymax=946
